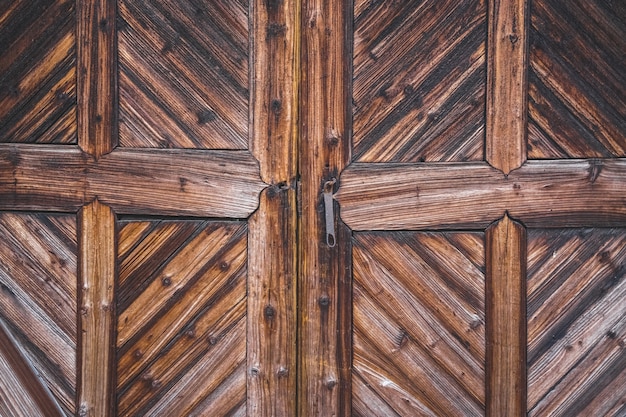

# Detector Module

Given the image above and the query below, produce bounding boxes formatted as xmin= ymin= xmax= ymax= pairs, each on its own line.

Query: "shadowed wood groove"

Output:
xmin=0 ymin=212 xmax=77 ymax=415
xmin=0 ymin=0 xmax=76 ymax=144
xmin=527 ymin=229 xmax=626 ymax=416
xmin=528 ymin=0 xmax=626 ymax=158
xmin=116 ymin=220 xmax=247 ymax=416
xmin=336 ymin=159 xmax=626 ymax=230
xmin=353 ymin=0 xmax=486 ymax=162
xmin=118 ymin=0 xmax=248 ymax=149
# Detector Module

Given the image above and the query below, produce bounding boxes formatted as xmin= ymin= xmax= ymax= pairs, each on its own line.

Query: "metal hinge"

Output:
xmin=323 ymin=178 xmax=336 ymax=247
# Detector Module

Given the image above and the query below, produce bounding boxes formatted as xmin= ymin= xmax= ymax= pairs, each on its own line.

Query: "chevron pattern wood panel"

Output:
xmin=118 ymin=0 xmax=249 ymax=149
xmin=116 ymin=219 xmax=247 ymax=416
xmin=0 ymin=213 xmax=77 ymax=415
xmin=528 ymin=0 xmax=626 ymax=158
xmin=527 ymin=229 xmax=626 ymax=416
xmin=353 ymin=232 xmax=485 ymax=416
xmin=352 ymin=0 xmax=486 ymax=163
xmin=0 ymin=0 xmax=76 ymax=144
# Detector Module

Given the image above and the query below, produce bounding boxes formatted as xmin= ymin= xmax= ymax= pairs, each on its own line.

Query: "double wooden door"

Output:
xmin=1 ymin=0 xmax=624 ymax=416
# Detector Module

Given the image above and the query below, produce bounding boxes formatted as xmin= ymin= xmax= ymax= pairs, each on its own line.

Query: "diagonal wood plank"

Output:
xmin=528 ymin=0 xmax=626 ymax=158
xmin=527 ymin=228 xmax=626 ymax=416
xmin=353 ymin=0 xmax=486 ymax=162
xmin=116 ymin=220 xmax=247 ymax=416
xmin=0 ymin=0 xmax=76 ymax=144
xmin=353 ymin=232 xmax=485 ymax=416
xmin=118 ymin=0 xmax=248 ymax=149
xmin=0 ymin=212 xmax=77 ymax=415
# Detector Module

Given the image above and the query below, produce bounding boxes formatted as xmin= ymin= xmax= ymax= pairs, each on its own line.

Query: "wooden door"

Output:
xmin=1 ymin=1 xmax=624 ymax=417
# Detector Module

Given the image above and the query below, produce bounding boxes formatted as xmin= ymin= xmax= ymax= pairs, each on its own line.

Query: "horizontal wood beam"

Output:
xmin=336 ymin=159 xmax=626 ymax=230
xmin=0 ymin=145 xmax=266 ymax=218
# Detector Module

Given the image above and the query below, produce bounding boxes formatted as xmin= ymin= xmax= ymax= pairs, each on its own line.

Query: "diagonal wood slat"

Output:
xmin=118 ymin=0 xmax=248 ymax=149
xmin=0 ymin=0 xmax=76 ymax=144
xmin=353 ymin=232 xmax=485 ymax=416
xmin=116 ymin=220 xmax=247 ymax=416
xmin=0 ymin=212 xmax=77 ymax=416
xmin=528 ymin=0 xmax=626 ymax=158
xmin=353 ymin=0 xmax=486 ymax=162
xmin=527 ymin=229 xmax=626 ymax=416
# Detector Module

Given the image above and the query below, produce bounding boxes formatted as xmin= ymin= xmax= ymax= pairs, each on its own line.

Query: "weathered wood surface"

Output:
xmin=336 ymin=159 xmax=626 ymax=230
xmin=247 ymin=0 xmax=298 ymax=413
xmin=527 ymin=228 xmax=626 ymax=416
xmin=77 ymin=0 xmax=116 ymax=156
xmin=486 ymin=216 xmax=526 ymax=417
xmin=528 ymin=0 xmax=625 ymax=158
xmin=353 ymin=0 xmax=486 ymax=163
xmin=79 ymin=201 xmax=115 ymax=417
xmin=0 ymin=0 xmax=76 ymax=144
xmin=116 ymin=220 xmax=247 ymax=416
xmin=353 ymin=232 xmax=485 ymax=416
xmin=300 ymin=0 xmax=352 ymax=414
xmin=118 ymin=0 xmax=248 ymax=149
xmin=486 ymin=0 xmax=528 ymax=173
xmin=0 ymin=212 xmax=77 ymax=415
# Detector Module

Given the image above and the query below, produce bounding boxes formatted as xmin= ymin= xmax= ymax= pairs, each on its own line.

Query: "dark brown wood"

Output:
xmin=486 ymin=0 xmax=528 ymax=174
xmin=0 ymin=0 xmax=76 ymax=144
xmin=527 ymin=228 xmax=626 ymax=416
xmin=118 ymin=0 xmax=248 ymax=149
xmin=353 ymin=0 xmax=486 ymax=163
xmin=77 ymin=0 xmax=117 ymax=156
xmin=486 ymin=215 xmax=526 ymax=417
xmin=300 ymin=0 xmax=352 ymax=414
xmin=528 ymin=0 xmax=625 ymax=159
xmin=337 ymin=159 xmax=626 ymax=230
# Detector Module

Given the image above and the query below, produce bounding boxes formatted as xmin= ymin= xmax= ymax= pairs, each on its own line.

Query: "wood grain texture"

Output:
xmin=77 ymin=0 xmax=116 ymax=156
xmin=116 ymin=220 xmax=247 ymax=416
xmin=118 ymin=0 xmax=248 ymax=149
xmin=486 ymin=0 xmax=528 ymax=173
xmin=353 ymin=0 xmax=486 ymax=162
xmin=486 ymin=215 xmax=526 ymax=417
xmin=336 ymin=159 xmax=626 ymax=230
xmin=527 ymin=228 xmax=626 ymax=416
xmin=528 ymin=0 xmax=626 ymax=158
xmin=79 ymin=201 xmax=115 ymax=417
xmin=300 ymin=0 xmax=352 ymax=414
xmin=353 ymin=232 xmax=485 ymax=416
xmin=0 ymin=212 xmax=77 ymax=415
xmin=247 ymin=0 xmax=299 ymax=413
xmin=0 ymin=0 xmax=76 ymax=144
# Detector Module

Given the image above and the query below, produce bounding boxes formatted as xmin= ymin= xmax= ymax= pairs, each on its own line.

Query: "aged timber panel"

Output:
xmin=353 ymin=0 xmax=486 ymax=162
xmin=118 ymin=0 xmax=249 ymax=149
xmin=527 ymin=229 xmax=626 ymax=416
xmin=528 ymin=0 xmax=626 ymax=158
xmin=116 ymin=219 xmax=247 ymax=416
xmin=352 ymin=232 xmax=485 ymax=416
xmin=0 ymin=0 xmax=76 ymax=144
xmin=0 ymin=213 xmax=77 ymax=415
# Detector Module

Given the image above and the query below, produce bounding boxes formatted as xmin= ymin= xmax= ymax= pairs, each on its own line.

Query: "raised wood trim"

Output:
xmin=77 ymin=0 xmax=117 ymax=157
xmin=300 ymin=0 xmax=352 ymax=414
xmin=0 ymin=319 xmax=65 ymax=417
xmin=336 ymin=159 xmax=626 ymax=230
xmin=486 ymin=0 xmax=528 ymax=174
xmin=78 ymin=200 xmax=116 ymax=417
xmin=486 ymin=215 xmax=526 ymax=417
xmin=247 ymin=0 xmax=299 ymax=414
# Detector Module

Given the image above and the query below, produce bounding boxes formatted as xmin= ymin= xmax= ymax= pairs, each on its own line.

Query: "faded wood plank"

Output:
xmin=486 ymin=215 xmax=526 ymax=417
xmin=90 ymin=149 xmax=266 ymax=218
xmin=79 ymin=201 xmax=115 ymax=417
xmin=300 ymin=0 xmax=352 ymax=414
xmin=247 ymin=0 xmax=298 ymax=413
xmin=486 ymin=0 xmax=528 ymax=173
xmin=336 ymin=159 xmax=626 ymax=230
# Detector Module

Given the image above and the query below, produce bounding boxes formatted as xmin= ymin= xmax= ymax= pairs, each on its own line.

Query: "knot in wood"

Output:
xmin=264 ymin=304 xmax=276 ymax=319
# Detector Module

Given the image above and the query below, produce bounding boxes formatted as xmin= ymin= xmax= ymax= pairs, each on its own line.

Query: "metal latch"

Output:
xmin=323 ymin=179 xmax=336 ymax=247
